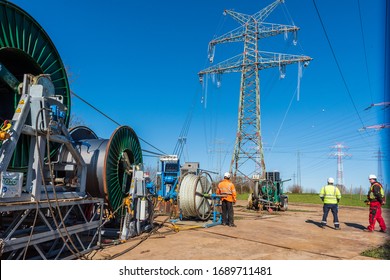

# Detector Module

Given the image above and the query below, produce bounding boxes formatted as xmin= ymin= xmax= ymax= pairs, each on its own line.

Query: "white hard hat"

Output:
xmin=224 ymin=172 xmax=231 ymax=179
xmin=369 ymin=174 xmax=377 ymax=180
xmin=327 ymin=177 xmax=334 ymax=184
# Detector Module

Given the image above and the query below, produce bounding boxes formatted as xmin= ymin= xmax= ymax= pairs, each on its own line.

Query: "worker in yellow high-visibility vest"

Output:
xmin=319 ymin=177 xmax=342 ymax=230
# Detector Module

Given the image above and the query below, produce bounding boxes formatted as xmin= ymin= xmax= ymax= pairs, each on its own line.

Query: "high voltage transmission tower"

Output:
xmin=374 ymin=148 xmax=384 ymax=184
xmin=330 ymin=143 xmax=351 ymax=187
xmin=198 ymin=0 xmax=312 ymax=180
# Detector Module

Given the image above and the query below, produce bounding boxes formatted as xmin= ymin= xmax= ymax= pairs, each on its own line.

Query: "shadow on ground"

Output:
xmin=305 ymin=219 xmax=323 ymax=228
xmin=344 ymin=222 xmax=366 ymax=230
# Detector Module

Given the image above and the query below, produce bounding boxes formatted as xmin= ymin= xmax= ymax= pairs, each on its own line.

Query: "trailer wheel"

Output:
xmin=280 ymin=196 xmax=288 ymax=211
xmin=247 ymin=193 xmax=253 ymax=209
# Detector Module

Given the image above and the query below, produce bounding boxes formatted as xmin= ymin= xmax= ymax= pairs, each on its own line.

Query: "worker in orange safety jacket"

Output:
xmin=365 ymin=174 xmax=386 ymax=233
xmin=216 ymin=172 xmax=237 ymax=227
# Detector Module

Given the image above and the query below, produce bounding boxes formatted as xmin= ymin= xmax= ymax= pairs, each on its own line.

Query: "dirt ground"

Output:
xmin=89 ymin=201 xmax=389 ymax=260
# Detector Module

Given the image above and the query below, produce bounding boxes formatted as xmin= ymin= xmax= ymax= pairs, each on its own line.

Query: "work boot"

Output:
xmin=363 ymin=228 xmax=373 ymax=232
xmin=379 ymin=229 xmax=387 ymax=233
xmin=334 ymin=226 xmax=341 ymax=230
xmin=320 ymin=223 xmax=326 ymax=229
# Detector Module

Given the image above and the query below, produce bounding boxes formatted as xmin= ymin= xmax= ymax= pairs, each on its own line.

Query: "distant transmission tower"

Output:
xmin=198 ymin=0 xmax=312 ymax=180
xmin=330 ymin=143 xmax=351 ymax=187
xmin=297 ymin=150 xmax=301 ymax=187
xmin=374 ymin=148 xmax=384 ymax=184
xmin=211 ymin=139 xmax=229 ymax=178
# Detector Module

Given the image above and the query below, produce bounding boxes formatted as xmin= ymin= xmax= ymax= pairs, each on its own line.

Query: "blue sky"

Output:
xmin=10 ymin=0 xmax=388 ymax=192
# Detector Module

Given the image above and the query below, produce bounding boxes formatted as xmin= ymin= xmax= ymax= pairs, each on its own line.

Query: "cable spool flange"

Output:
xmin=0 ymin=1 xmax=70 ymax=171
xmin=178 ymin=172 xmax=213 ymax=221
xmin=68 ymin=126 xmax=143 ymax=214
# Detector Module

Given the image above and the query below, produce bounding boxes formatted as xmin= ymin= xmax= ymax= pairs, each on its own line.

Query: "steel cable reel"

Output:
xmin=0 ymin=1 xmax=71 ymax=171
xmin=178 ymin=172 xmax=213 ymax=221
xmin=61 ymin=125 xmax=143 ymax=214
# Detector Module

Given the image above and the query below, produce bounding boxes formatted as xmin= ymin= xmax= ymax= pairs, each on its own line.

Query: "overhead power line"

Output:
xmin=357 ymin=0 xmax=374 ymax=104
xmin=70 ymin=90 xmax=166 ymax=155
xmin=312 ymin=0 xmax=366 ymax=129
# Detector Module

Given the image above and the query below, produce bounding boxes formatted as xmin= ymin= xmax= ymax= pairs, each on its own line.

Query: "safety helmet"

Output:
xmin=327 ymin=177 xmax=334 ymax=184
xmin=368 ymin=174 xmax=377 ymax=180
xmin=224 ymin=172 xmax=231 ymax=179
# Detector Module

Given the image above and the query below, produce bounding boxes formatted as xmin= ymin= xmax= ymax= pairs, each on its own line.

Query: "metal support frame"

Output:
xmin=0 ymin=72 xmax=87 ymax=203
xmin=0 ymin=197 xmax=103 ymax=260
xmin=0 ymin=71 xmax=103 ymax=260
xmin=203 ymin=194 xmax=224 ymax=228
xmin=120 ymin=167 xmax=154 ymax=240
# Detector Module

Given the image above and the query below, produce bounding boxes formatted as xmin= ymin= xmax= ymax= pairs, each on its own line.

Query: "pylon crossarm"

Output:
xmin=257 ymin=51 xmax=312 ymax=69
xmin=208 ymin=23 xmax=299 ymax=57
xmin=209 ymin=26 xmax=245 ymax=48
xmin=224 ymin=0 xmax=283 ymax=25
xmin=359 ymin=124 xmax=390 ymax=131
xmin=199 ymin=51 xmax=312 ymax=79
xmin=199 ymin=53 xmax=244 ymax=78
xmin=208 ymin=26 xmax=246 ymax=63
xmin=364 ymin=102 xmax=390 ymax=110
xmin=258 ymin=22 xmax=299 ymax=39
xmin=253 ymin=0 xmax=284 ymax=22
xmin=223 ymin=10 xmax=250 ymax=25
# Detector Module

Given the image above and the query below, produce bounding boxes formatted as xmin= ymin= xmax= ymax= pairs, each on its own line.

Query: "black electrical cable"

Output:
xmin=34 ymin=107 xmax=82 ymax=259
xmin=357 ymin=0 xmax=374 ymax=104
xmin=70 ymin=90 xmax=121 ymax=126
xmin=142 ymin=149 xmax=164 ymax=156
xmin=312 ymin=0 xmax=366 ymax=130
xmin=45 ymin=126 xmax=87 ymax=259
xmin=70 ymin=90 xmax=167 ymax=155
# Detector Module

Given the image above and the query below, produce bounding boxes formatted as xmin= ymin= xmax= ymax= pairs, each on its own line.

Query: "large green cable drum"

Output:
xmin=0 ymin=0 xmax=70 ymax=171
xmin=68 ymin=126 xmax=143 ymax=213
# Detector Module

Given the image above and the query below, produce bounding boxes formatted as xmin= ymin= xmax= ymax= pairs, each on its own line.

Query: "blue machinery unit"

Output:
xmin=154 ymin=155 xmax=181 ymax=202
xmin=147 ymin=157 xmax=224 ymax=226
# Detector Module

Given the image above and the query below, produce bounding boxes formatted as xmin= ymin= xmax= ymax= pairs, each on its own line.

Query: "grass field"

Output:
xmin=237 ymin=192 xmax=389 ymax=209
xmin=288 ymin=193 xmax=389 ymax=209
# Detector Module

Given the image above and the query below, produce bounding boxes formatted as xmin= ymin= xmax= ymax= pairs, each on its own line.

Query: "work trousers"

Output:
xmin=368 ymin=201 xmax=386 ymax=231
xmin=221 ymin=200 xmax=234 ymax=226
xmin=321 ymin=204 xmax=339 ymax=227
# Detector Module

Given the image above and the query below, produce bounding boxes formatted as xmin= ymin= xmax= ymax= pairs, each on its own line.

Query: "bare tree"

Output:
xmin=289 ymin=184 xmax=303 ymax=194
xmin=336 ymin=184 xmax=347 ymax=194
xmin=68 ymin=114 xmax=87 ymax=129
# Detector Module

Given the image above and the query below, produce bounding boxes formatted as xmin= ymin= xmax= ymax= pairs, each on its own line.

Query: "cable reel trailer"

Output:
xmin=62 ymin=125 xmax=154 ymax=238
xmin=248 ymin=172 xmax=289 ymax=211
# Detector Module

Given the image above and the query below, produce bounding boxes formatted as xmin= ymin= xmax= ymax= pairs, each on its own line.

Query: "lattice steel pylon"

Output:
xmin=329 ymin=143 xmax=351 ymax=187
xmin=198 ymin=0 xmax=312 ymax=180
